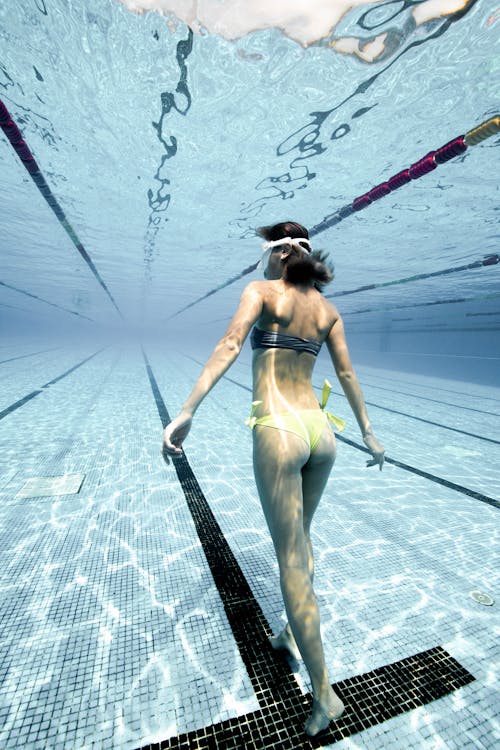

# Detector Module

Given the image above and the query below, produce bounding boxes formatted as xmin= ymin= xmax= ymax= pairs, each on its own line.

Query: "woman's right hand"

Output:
xmin=162 ymin=411 xmax=193 ymax=457
xmin=362 ymin=432 xmax=385 ymax=470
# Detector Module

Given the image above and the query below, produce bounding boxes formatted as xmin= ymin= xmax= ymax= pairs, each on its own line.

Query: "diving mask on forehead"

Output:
xmin=257 ymin=236 xmax=312 ymax=270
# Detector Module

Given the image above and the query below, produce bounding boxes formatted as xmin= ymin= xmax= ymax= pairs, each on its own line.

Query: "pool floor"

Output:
xmin=0 ymin=341 xmax=498 ymax=749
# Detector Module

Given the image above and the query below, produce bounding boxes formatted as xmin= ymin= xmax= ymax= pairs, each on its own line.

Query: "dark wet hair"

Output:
xmin=256 ymin=221 xmax=334 ymax=289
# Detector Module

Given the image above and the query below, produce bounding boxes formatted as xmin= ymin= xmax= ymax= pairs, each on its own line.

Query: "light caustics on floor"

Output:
xmin=0 ymin=343 xmax=498 ymax=749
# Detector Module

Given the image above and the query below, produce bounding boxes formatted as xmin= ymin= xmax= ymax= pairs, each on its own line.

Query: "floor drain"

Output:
xmin=16 ymin=474 xmax=85 ymax=498
xmin=469 ymin=591 xmax=494 ymax=606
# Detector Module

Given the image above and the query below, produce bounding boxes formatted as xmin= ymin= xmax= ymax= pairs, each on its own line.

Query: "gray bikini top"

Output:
xmin=250 ymin=327 xmax=322 ymax=357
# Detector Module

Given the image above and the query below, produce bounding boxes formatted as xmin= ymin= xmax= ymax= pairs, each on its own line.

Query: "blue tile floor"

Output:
xmin=0 ymin=341 xmax=498 ymax=749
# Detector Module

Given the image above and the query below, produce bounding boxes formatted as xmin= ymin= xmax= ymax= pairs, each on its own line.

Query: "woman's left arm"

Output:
xmin=162 ymin=282 xmax=263 ymax=455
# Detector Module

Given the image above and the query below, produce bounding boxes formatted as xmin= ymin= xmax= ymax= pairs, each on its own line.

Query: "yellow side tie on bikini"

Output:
xmin=320 ymin=379 xmax=346 ymax=432
xmin=245 ymin=380 xmax=346 ymax=432
xmin=245 ymin=400 xmax=263 ymax=429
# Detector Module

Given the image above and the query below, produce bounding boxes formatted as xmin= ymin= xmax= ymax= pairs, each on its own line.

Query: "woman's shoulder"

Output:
xmin=314 ymin=288 xmax=337 ymax=313
xmin=245 ymin=279 xmax=281 ymax=296
xmin=317 ymin=294 xmax=341 ymax=333
xmin=242 ymin=280 xmax=267 ymax=295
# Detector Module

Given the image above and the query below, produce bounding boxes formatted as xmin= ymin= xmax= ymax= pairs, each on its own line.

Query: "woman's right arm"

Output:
xmin=326 ymin=312 xmax=385 ymax=470
xmin=162 ymin=282 xmax=264 ymax=456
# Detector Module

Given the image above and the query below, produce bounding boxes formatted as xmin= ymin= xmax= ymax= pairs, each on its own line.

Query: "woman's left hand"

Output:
xmin=162 ymin=411 xmax=192 ymax=457
xmin=363 ymin=432 xmax=385 ymax=470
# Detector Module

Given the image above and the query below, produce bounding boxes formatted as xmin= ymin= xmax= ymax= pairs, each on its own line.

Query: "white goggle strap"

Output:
xmin=257 ymin=237 xmax=311 ymax=269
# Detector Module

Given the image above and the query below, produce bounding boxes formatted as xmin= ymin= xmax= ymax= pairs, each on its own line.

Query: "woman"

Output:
xmin=162 ymin=221 xmax=385 ymax=737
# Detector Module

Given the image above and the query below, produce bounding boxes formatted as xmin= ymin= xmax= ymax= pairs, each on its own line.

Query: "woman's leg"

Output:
xmin=303 ymin=423 xmax=337 ymax=576
xmin=253 ymin=425 xmax=343 ymax=735
xmin=274 ymin=426 xmax=337 ymax=658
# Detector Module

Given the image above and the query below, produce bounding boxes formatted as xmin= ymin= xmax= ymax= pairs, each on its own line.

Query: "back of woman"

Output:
xmin=163 ymin=219 xmax=385 ymax=739
xmin=249 ymin=221 xmax=339 ymax=417
xmin=252 ymin=279 xmax=338 ymax=411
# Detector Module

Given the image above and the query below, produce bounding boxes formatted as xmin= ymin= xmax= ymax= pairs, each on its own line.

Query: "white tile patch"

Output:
xmin=16 ymin=474 xmax=85 ymax=498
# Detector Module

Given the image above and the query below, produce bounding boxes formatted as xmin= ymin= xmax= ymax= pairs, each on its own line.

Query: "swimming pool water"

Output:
xmin=1 ymin=0 xmax=499 ymax=747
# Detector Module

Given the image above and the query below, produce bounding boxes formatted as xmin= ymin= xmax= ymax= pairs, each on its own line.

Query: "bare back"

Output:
xmin=251 ymin=280 xmax=339 ymax=413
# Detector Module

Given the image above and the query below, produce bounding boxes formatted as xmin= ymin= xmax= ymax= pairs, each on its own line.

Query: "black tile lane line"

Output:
xmin=341 ymin=393 xmax=499 ymax=445
xmin=336 ymin=435 xmax=500 ymax=511
xmin=365 ymin=375 xmax=500 ymax=404
xmin=352 ymin=380 xmax=500 ymax=418
xmin=134 ymin=647 xmax=475 ymax=750
xmin=0 ymin=348 xmax=107 ymax=421
xmin=0 ymin=346 xmax=63 ymax=366
xmin=312 ymin=369 xmax=500 ymax=442
xmin=179 ymin=354 xmax=500 ymax=510
xmin=142 ymin=349 xmax=299 ymax=710
xmin=141 ymin=352 xmax=476 ymax=749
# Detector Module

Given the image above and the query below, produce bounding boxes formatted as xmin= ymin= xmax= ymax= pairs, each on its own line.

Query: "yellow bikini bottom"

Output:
xmin=246 ymin=380 xmax=346 ymax=452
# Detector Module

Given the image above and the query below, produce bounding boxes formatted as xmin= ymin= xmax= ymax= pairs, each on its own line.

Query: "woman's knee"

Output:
xmin=275 ymin=532 xmax=309 ymax=570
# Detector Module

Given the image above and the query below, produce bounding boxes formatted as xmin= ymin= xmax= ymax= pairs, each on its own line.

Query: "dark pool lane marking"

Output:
xmin=134 ymin=647 xmax=474 ymax=750
xmin=336 ymin=435 xmax=500 ymax=511
xmin=142 ymin=348 xmax=299 ymax=710
xmin=349 ymin=379 xmax=499 ymax=418
xmin=0 ymin=346 xmax=63 ymax=366
xmin=352 ymin=364 xmax=500 ymax=405
xmin=141 ymin=353 xmax=476 ymax=749
xmin=179 ymin=353 xmax=499 ymax=510
xmin=341 ymin=392 xmax=499 ymax=445
xmin=0 ymin=348 xmax=107 ymax=422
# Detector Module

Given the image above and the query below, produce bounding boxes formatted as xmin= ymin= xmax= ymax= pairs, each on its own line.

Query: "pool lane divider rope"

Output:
xmin=141 ymin=351 xmax=476 ymax=749
xmin=0 ymin=99 xmax=123 ymax=320
xmin=341 ymin=290 xmax=500 ymax=317
xmin=309 ymin=115 xmax=500 ymax=236
xmin=180 ymin=352 xmax=499 ymax=510
xmin=168 ymin=114 xmax=500 ymax=319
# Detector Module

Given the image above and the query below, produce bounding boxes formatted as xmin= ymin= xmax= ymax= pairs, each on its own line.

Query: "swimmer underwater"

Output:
xmin=162 ymin=220 xmax=385 ymax=737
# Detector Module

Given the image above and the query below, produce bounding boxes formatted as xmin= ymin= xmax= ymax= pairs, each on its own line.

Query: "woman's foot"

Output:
xmin=304 ymin=692 xmax=345 ymax=737
xmin=269 ymin=625 xmax=302 ymax=661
